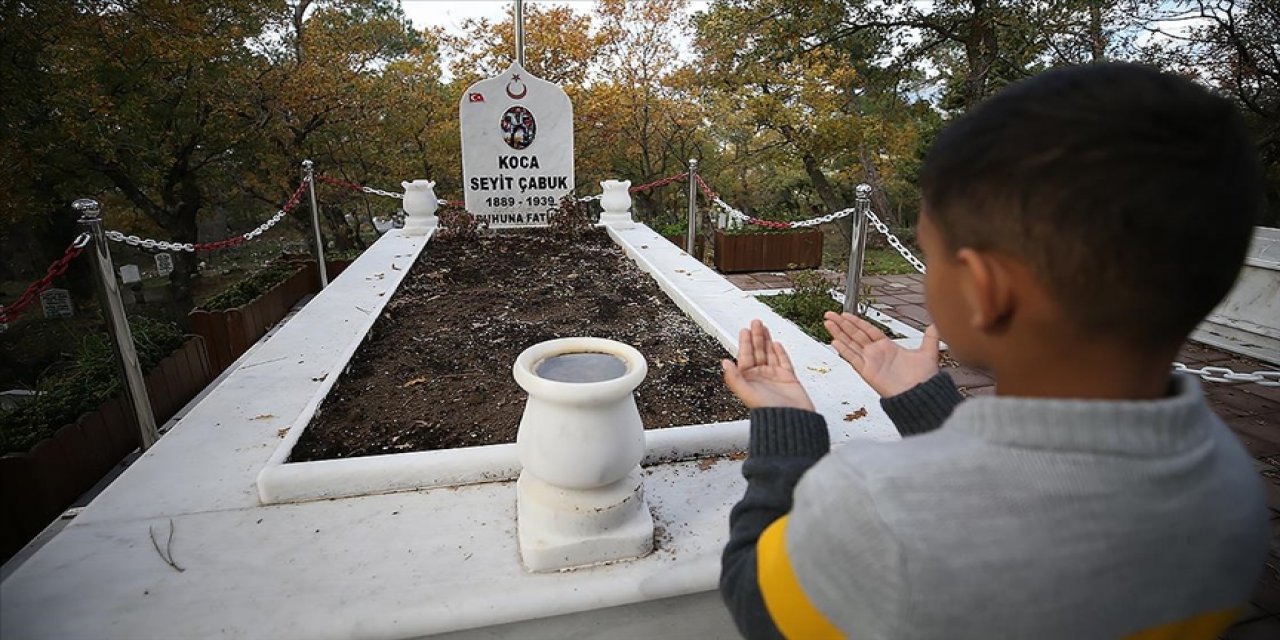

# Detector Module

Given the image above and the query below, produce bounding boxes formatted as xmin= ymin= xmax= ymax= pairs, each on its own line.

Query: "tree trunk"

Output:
xmin=858 ymin=146 xmax=899 ymax=228
xmin=165 ymin=207 xmax=198 ymax=320
xmin=1089 ymin=1 xmax=1106 ymax=62
xmin=961 ymin=0 xmax=999 ymax=109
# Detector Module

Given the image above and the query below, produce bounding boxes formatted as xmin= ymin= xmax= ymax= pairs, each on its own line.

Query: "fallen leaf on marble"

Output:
xmin=277 ymin=428 xmax=290 ymax=438
xmin=252 ymin=414 xmax=275 ymax=421
xmin=843 ymin=407 xmax=868 ymax=421
xmin=806 ymin=365 xmax=831 ymax=374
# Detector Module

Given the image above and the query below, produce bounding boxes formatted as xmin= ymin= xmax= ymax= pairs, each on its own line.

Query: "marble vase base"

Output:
xmin=516 ymin=467 xmax=654 ymax=572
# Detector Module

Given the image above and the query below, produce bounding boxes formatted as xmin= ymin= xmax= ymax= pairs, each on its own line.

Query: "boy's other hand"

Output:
xmin=722 ymin=320 xmax=816 ymax=412
xmin=824 ymin=312 xmax=940 ymax=398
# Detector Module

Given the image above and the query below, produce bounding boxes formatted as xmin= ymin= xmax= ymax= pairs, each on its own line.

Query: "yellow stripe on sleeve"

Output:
xmin=756 ymin=516 xmax=845 ymax=639
xmin=1123 ymin=606 xmax=1242 ymax=640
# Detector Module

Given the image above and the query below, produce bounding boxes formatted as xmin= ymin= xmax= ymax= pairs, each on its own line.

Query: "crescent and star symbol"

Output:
xmin=506 ymin=74 xmax=527 ymax=100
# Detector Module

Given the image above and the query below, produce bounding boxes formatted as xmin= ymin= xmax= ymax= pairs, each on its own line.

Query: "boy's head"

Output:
xmin=918 ymin=63 xmax=1264 ymax=364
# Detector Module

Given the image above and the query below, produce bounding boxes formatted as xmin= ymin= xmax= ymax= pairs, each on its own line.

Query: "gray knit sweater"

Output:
xmin=721 ymin=372 xmax=1269 ymax=639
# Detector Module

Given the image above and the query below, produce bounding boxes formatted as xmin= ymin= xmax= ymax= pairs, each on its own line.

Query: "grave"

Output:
xmin=0 ymin=28 xmax=903 ymax=638
xmin=154 ymin=252 xmax=174 ymax=277
xmin=39 ymin=287 xmax=73 ymax=319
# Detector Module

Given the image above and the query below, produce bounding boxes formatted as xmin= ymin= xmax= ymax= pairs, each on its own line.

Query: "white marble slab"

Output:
xmin=0 ymin=223 xmax=898 ymax=640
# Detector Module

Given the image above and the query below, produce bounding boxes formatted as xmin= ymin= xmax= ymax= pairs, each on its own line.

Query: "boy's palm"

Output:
xmin=824 ymin=312 xmax=940 ymax=398
xmin=722 ymin=320 xmax=815 ymax=412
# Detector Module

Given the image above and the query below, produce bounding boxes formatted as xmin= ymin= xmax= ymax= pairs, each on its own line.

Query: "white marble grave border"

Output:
xmin=257 ymin=223 xmax=901 ymax=504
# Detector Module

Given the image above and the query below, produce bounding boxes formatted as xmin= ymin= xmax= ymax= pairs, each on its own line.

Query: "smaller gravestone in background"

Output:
xmin=40 ymin=288 xmax=74 ymax=319
xmin=155 ymin=253 xmax=174 ymax=277
xmin=119 ymin=264 xmax=142 ymax=285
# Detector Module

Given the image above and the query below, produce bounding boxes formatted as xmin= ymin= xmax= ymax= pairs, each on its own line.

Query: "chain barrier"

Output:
xmin=104 ymin=180 xmax=309 ymax=253
xmin=0 ymin=233 xmax=92 ymax=325
xmin=630 ymin=172 xmax=688 ymax=194
xmin=864 ymin=210 xmax=927 ymax=274
xmin=315 ymin=174 xmax=467 ymax=207
xmin=696 ymin=174 xmax=928 ymax=274
xmin=1172 ymin=363 xmax=1280 ymax=387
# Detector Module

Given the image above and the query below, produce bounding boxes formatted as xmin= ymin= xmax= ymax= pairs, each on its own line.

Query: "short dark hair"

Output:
xmin=920 ymin=63 xmax=1264 ymax=345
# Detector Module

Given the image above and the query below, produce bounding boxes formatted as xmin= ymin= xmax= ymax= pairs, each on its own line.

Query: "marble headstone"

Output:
xmin=460 ymin=62 xmax=574 ymax=228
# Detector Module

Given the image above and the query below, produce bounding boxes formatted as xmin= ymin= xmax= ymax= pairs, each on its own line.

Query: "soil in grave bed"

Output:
xmin=290 ymin=227 xmax=747 ymax=461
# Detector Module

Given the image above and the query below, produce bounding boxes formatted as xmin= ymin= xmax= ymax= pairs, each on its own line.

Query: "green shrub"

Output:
xmin=760 ymin=270 xmax=901 ymax=342
xmin=201 ymin=264 xmax=298 ymax=311
xmin=759 ymin=271 xmax=843 ymax=341
xmin=0 ymin=316 xmax=186 ymax=453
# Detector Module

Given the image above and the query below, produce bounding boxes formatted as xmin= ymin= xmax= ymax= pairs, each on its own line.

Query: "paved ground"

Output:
xmin=726 ymin=270 xmax=1280 ymax=637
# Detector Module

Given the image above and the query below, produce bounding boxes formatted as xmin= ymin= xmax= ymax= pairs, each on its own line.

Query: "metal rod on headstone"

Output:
xmin=302 ymin=159 xmax=329 ymax=288
xmin=74 ymin=199 xmax=160 ymax=450
xmin=515 ymin=0 xmax=525 ymax=67
xmin=843 ymin=184 xmax=873 ymax=314
xmin=686 ymin=159 xmax=698 ymax=255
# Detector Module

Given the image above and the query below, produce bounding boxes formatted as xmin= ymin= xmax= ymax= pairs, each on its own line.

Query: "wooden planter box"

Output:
xmin=0 ymin=336 xmax=215 ymax=563
xmin=712 ymin=229 xmax=823 ymax=273
xmin=189 ymin=260 xmax=350 ymax=375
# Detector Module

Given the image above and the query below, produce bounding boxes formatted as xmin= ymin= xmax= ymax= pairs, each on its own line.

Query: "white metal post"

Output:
xmin=843 ymin=184 xmax=872 ymax=314
xmin=515 ymin=0 xmax=525 ymax=67
xmin=302 ymin=159 xmax=329 ymax=288
xmin=74 ymin=199 xmax=160 ymax=450
xmin=686 ymin=159 xmax=698 ymax=255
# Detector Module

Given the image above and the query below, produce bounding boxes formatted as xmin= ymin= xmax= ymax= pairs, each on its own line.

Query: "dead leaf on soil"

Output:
xmin=844 ymin=407 xmax=868 ymax=422
xmin=252 ymin=414 xmax=275 ymax=421
xmin=402 ymin=377 xmax=429 ymax=388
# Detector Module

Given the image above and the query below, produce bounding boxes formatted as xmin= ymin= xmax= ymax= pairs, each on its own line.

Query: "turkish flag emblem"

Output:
xmin=468 ymin=93 xmax=485 ymax=103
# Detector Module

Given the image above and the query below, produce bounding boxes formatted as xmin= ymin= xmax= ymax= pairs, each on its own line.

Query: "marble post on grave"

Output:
xmin=40 ymin=288 xmax=74 ymax=319
xmin=460 ymin=63 xmax=574 ymax=228
xmin=598 ymin=180 xmax=634 ymax=227
xmin=401 ymin=180 xmax=439 ymax=234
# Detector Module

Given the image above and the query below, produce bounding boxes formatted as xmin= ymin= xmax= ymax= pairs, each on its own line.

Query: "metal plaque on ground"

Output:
xmin=460 ymin=62 xmax=574 ymax=228
xmin=40 ymin=288 xmax=74 ymax=319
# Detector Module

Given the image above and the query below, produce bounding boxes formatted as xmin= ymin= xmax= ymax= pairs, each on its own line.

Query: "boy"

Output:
xmin=718 ymin=63 xmax=1270 ymax=640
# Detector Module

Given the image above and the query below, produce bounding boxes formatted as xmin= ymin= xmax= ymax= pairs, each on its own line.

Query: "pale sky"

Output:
xmin=399 ymin=0 xmax=709 ymax=61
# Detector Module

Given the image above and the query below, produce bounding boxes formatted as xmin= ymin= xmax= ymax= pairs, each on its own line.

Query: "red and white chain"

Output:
xmin=0 ymin=233 xmax=92 ymax=325
xmin=104 ymin=181 xmax=309 ymax=252
xmin=315 ymin=174 xmax=464 ymax=206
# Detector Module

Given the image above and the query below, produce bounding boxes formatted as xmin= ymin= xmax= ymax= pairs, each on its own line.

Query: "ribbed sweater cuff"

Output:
xmin=881 ymin=372 xmax=966 ymax=436
xmin=747 ymin=408 xmax=830 ymax=458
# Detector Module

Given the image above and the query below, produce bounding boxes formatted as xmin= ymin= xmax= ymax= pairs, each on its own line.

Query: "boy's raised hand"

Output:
xmin=722 ymin=320 xmax=816 ymax=412
xmin=824 ymin=311 xmax=940 ymax=398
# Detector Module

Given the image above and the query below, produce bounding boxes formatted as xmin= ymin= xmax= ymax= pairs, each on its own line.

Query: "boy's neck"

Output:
xmin=988 ymin=336 xmax=1179 ymax=402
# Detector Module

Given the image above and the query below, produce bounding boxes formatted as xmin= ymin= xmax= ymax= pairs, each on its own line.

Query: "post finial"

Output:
xmin=72 ymin=199 xmax=101 ymax=220
xmin=855 ymin=183 xmax=872 ymax=199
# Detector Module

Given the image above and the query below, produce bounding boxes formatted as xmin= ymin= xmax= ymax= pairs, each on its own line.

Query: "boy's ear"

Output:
xmin=955 ymin=248 xmax=1016 ymax=333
